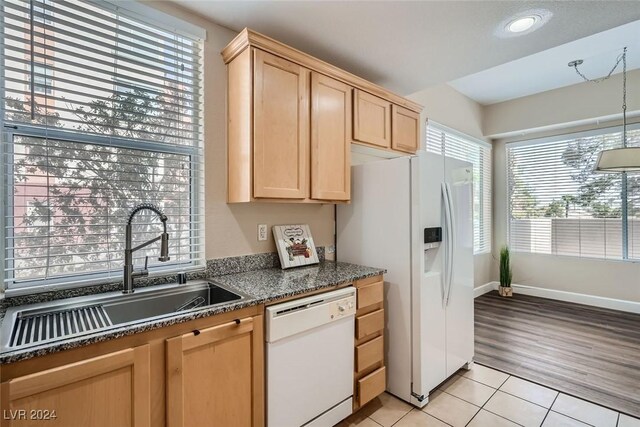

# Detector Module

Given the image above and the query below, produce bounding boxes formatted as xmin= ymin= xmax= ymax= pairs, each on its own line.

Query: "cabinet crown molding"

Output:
xmin=221 ymin=28 xmax=423 ymax=114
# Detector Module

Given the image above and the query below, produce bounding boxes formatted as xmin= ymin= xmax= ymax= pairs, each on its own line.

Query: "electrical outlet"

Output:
xmin=258 ymin=224 xmax=268 ymax=241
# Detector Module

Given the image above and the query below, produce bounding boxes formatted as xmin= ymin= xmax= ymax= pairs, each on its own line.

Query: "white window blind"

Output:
xmin=1 ymin=0 xmax=205 ymax=292
xmin=426 ymin=122 xmax=492 ymax=254
xmin=507 ymin=125 xmax=640 ymax=260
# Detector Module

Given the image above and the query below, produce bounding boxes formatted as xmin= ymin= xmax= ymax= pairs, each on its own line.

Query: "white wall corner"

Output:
xmin=474 ymin=281 xmax=499 ymax=298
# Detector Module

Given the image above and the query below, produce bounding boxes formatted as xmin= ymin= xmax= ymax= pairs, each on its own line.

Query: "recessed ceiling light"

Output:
xmin=507 ymin=16 xmax=539 ymax=33
xmin=495 ymin=9 xmax=551 ymax=38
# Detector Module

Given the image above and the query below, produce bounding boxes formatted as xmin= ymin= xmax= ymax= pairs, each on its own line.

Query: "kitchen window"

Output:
xmin=507 ymin=124 xmax=640 ymax=260
xmin=426 ymin=122 xmax=492 ymax=254
xmin=30 ymin=64 xmax=52 ymax=95
xmin=1 ymin=0 xmax=205 ymax=294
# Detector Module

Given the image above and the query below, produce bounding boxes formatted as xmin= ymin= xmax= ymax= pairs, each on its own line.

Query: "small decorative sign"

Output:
xmin=273 ymin=224 xmax=319 ymax=269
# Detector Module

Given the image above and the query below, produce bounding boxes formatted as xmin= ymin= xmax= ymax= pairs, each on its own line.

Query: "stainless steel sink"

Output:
xmin=0 ymin=280 xmax=247 ymax=352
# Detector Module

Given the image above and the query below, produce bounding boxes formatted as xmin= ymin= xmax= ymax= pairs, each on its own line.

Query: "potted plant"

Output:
xmin=499 ymin=246 xmax=513 ymax=297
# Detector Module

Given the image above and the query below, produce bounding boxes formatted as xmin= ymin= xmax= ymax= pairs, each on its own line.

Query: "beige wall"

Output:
xmin=484 ymin=69 xmax=640 ymax=138
xmin=493 ymin=138 xmax=640 ymax=302
xmin=148 ymin=2 xmax=335 ymax=260
xmin=489 ymin=73 xmax=640 ymax=302
xmin=408 ymin=84 xmax=485 ymax=142
xmin=408 ymin=84 xmax=496 ymax=287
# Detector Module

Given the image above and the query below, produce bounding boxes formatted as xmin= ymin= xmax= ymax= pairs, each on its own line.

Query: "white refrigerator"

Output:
xmin=337 ymin=151 xmax=474 ymax=407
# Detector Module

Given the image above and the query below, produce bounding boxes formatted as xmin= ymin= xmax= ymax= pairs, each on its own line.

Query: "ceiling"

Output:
xmin=175 ymin=1 xmax=640 ymax=96
xmin=450 ymin=20 xmax=640 ymax=105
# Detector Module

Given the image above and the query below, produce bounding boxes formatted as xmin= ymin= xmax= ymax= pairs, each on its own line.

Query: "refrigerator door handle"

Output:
xmin=445 ymin=183 xmax=456 ymax=306
xmin=441 ymin=182 xmax=453 ymax=308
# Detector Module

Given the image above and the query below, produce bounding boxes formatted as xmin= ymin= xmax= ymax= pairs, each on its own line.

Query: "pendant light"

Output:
xmin=575 ymin=47 xmax=640 ymax=173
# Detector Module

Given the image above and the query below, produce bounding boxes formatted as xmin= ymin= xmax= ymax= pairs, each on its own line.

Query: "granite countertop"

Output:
xmin=0 ymin=261 xmax=385 ymax=365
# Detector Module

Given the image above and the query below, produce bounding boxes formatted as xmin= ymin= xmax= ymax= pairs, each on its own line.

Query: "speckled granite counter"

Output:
xmin=214 ymin=261 xmax=385 ymax=304
xmin=0 ymin=261 xmax=384 ymax=365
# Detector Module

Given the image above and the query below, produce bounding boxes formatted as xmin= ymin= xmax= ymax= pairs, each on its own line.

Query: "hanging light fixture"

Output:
xmin=570 ymin=47 xmax=640 ymax=172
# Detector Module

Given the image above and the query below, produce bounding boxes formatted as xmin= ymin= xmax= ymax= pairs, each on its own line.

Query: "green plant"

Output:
xmin=500 ymin=246 xmax=512 ymax=288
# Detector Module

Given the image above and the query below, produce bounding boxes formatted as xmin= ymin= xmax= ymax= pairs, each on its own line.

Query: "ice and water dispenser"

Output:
xmin=423 ymin=227 xmax=442 ymax=272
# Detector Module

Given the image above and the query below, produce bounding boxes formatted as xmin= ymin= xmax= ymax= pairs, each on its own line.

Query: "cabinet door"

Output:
xmin=166 ymin=316 xmax=264 ymax=427
xmin=253 ymin=49 xmax=310 ymax=199
xmin=353 ymin=89 xmax=391 ymax=149
xmin=311 ymin=73 xmax=352 ymax=201
xmin=0 ymin=345 xmax=151 ymax=427
xmin=392 ymin=105 xmax=420 ymax=153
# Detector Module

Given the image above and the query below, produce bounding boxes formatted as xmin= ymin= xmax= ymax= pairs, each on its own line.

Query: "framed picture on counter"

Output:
xmin=273 ymin=224 xmax=319 ymax=269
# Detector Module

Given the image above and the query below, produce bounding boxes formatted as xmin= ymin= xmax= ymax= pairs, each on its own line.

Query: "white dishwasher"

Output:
xmin=266 ymin=286 xmax=356 ymax=427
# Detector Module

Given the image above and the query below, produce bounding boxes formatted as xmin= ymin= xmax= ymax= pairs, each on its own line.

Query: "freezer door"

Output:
xmin=411 ymin=152 xmax=447 ymax=401
xmin=444 ymin=160 xmax=475 ymax=377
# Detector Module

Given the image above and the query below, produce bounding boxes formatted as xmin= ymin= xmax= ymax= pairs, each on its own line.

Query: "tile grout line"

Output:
xmin=463 ymin=373 xmax=509 ymax=427
xmin=540 ymin=392 xmax=561 ymax=426
xmin=475 ymin=362 xmax=635 ymax=420
xmin=476 ymin=377 xmax=528 ymax=427
xmin=476 ymin=363 xmax=632 ymax=424
xmin=444 ymin=379 xmax=555 ymax=415
xmin=388 ymin=409 xmax=410 ymax=427
xmin=418 ymin=398 xmax=455 ymax=427
xmin=420 ymin=407 xmax=454 ymax=427
xmin=547 ymin=410 xmax=597 ymax=427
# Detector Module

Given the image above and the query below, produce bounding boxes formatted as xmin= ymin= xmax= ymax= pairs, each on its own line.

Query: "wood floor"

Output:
xmin=474 ymin=291 xmax=640 ymax=418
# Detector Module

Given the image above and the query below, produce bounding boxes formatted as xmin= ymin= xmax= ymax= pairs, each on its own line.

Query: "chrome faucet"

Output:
xmin=123 ymin=203 xmax=170 ymax=294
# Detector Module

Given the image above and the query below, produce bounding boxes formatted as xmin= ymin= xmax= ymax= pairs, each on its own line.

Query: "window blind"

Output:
xmin=426 ymin=122 xmax=492 ymax=254
xmin=507 ymin=125 xmax=640 ymax=260
xmin=1 ymin=0 xmax=205 ymax=292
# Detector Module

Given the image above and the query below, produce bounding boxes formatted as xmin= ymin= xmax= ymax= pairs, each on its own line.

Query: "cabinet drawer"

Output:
xmin=356 ymin=309 xmax=384 ymax=340
xmin=357 ymin=281 xmax=383 ymax=309
xmin=356 ymin=336 xmax=384 ymax=373
xmin=357 ymin=366 xmax=386 ymax=407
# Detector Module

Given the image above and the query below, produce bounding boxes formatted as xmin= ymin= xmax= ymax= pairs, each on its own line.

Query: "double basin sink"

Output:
xmin=0 ymin=280 xmax=248 ymax=353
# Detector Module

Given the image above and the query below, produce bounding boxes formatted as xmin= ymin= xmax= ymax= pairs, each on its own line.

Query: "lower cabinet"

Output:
xmin=353 ymin=274 xmax=386 ymax=411
xmin=1 ymin=345 xmax=151 ymax=427
xmin=0 ymin=307 xmax=264 ymax=427
xmin=165 ymin=316 xmax=264 ymax=427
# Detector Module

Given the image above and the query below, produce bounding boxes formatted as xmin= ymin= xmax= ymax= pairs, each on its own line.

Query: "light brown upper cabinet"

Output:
xmin=223 ymin=29 xmax=423 ymax=203
xmin=311 ymin=73 xmax=351 ymax=201
xmin=353 ymin=89 xmax=392 ymax=149
xmin=253 ymin=50 xmax=310 ymax=199
xmin=392 ymin=105 xmax=420 ymax=153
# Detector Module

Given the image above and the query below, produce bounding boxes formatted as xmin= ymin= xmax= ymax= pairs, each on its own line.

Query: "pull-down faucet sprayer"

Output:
xmin=123 ymin=203 xmax=170 ymax=294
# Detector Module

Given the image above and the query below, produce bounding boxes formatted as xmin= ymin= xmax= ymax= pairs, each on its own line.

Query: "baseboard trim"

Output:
xmin=475 ymin=281 xmax=640 ymax=314
xmin=474 ymin=282 xmax=498 ymax=298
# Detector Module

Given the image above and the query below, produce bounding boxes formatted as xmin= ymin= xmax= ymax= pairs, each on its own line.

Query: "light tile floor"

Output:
xmin=336 ymin=364 xmax=640 ymax=427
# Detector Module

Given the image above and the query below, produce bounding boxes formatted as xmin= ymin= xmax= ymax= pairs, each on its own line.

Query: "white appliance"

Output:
xmin=337 ymin=151 xmax=474 ymax=407
xmin=265 ymin=287 xmax=356 ymax=426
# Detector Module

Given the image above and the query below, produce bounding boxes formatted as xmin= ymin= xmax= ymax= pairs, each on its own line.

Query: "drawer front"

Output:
xmin=355 ymin=275 xmax=383 ymax=288
xmin=357 ymin=366 xmax=386 ymax=407
xmin=357 ymin=281 xmax=383 ymax=309
xmin=356 ymin=309 xmax=384 ymax=340
xmin=356 ymin=336 xmax=384 ymax=373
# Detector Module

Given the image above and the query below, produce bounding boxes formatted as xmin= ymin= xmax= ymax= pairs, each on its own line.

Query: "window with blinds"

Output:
xmin=507 ymin=125 xmax=640 ymax=260
xmin=1 ymin=0 xmax=205 ymax=292
xmin=426 ymin=122 xmax=492 ymax=254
